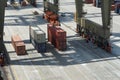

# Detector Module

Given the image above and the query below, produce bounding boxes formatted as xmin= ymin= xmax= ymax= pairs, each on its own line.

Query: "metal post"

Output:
xmin=0 ymin=0 xmax=6 ymax=52
xmin=100 ymin=0 xmax=112 ymax=52
xmin=75 ymin=0 xmax=83 ymax=20
xmin=75 ymin=0 xmax=83 ymax=33
xmin=101 ymin=0 xmax=112 ymax=29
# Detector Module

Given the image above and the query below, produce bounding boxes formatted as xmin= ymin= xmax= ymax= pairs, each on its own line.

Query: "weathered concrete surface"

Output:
xmin=3 ymin=0 xmax=120 ymax=80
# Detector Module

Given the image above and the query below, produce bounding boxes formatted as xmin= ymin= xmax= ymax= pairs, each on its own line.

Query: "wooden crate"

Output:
xmin=49 ymin=14 xmax=58 ymax=21
xmin=47 ymin=24 xmax=56 ymax=44
xmin=47 ymin=24 xmax=53 ymax=42
xmin=11 ymin=35 xmax=26 ymax=55
xmin=15 ymin=42 xmax=26 ymax=55
xmin=34 ymin=30 xmax=46 ymax=43
xmin=55 ymin=27 xmax=66 ymax=40
xmin=55 ymin=39 xmax=67 ymax=51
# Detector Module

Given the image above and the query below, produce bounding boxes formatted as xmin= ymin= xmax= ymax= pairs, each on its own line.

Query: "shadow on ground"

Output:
xmin=4 ymin=34 xmax=120 ymax=66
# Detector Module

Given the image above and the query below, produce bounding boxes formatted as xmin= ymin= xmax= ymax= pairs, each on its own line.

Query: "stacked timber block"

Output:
xmin=43 ymin=10 xmax=54 ymax=21
xmin=49 ymin=20 xmax=60 ymax=26
xmin=47 ymin=24 xmax=67 ymax=51
xmin=11 ymin=35 xmax=26 ymax=55
xmin=55 ymin=27 xmax=67 ymax=51
xmin=43 ymin=10 xmax=60 ymax=26
xmin=49 ymin=14 xmax=58 ymax=21
xmin=29 ymin=26 xmax=46 ymax=53
xmin=47 ymin=24 xmax=56 ymax=45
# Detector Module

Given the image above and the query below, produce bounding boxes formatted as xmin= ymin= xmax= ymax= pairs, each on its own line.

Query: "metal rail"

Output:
xmin=0 ymin=0 xmax=6 ymax=52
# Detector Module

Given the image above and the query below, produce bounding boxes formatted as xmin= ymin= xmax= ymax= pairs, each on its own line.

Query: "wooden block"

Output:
xmin=11 ymin=35 xmax=26 ymax=55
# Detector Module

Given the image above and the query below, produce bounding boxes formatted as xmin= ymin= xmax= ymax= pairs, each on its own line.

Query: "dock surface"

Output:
xmin=3 ymin=0 xmax=120 ymax=80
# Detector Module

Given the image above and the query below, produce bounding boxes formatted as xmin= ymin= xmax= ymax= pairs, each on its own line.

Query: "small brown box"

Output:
xmin=11 ymin=35 xmax=26 ymax=55
xmin=15 ymin=42 xmax=26 ymax=55
xmin=55 ymin=39 xmax=67 ymax=51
